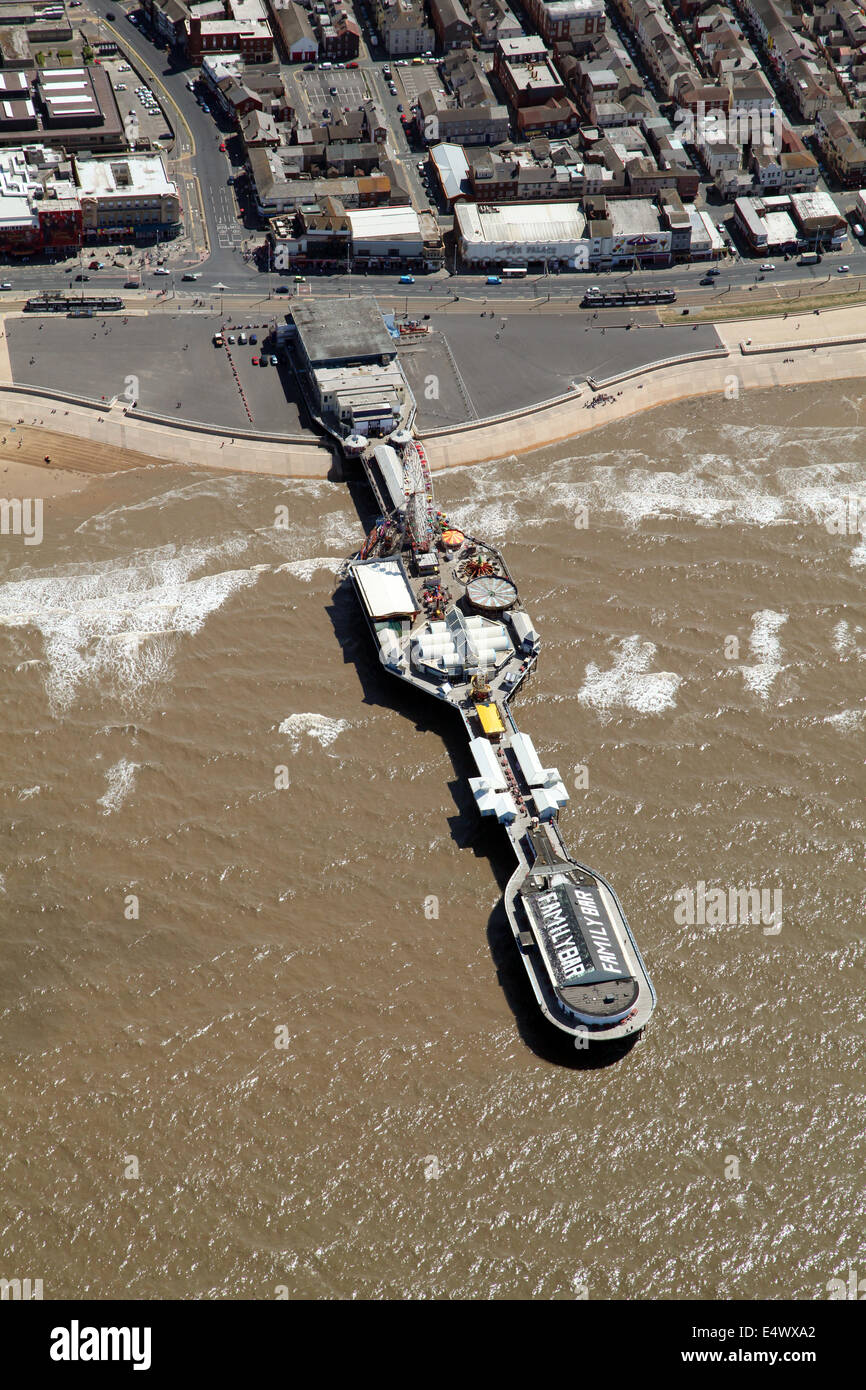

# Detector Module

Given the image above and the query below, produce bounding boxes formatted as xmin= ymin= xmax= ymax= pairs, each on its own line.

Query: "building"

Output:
xmin=455 ymin=198 xmax=589 ymax=267
xmin=0 ymin=65 xmax=126 ymax=151
xmin=74 ymin=153 xmax=182 ymax=236
xmin=315 ymin=360 xmax=408 ymax=434
xmin=523 ymin=0 xmax=606 ymax=46
xmin=733 ymin=190 xmax=846 ymax=251
xmin=816 ymin=109 xmax=866 ymax=188
xmin=417 ymin=85 xmax=509 ymax=144
xmin=372 ymin=0 xmax=435 ymax=55
xmin=0 ymin=144 xmax=80 ymax=255
xmin=269 ymin=0 xmax=318 ymax=60
xmin=293 ymin=295 xmax=397 ymax=369
xmin=429 ymin=0 xmax=472 ymax=50
xmin=187 ymin=0 xmax=274 ymax=62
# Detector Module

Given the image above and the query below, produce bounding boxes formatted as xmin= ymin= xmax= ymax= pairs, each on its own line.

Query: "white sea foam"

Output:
xmin=832 ymin=619 xmax=866 ymax=659
xmin=97 ymin=758 xmax=139 ymax=815
xmin=17 ymin=786 xmax=40 ymax=800
xmin=279 ymin=713 xmax=350 ymax=753
xmin=577 ymin=635 xmax=682 ymax=715
xmin=276 ymin=557 xmax=343 ymax=583
xmin=741 ymin=610 xmax=787 ymax=699
xmin=823 ymin=710 xmax=866 ymax=732
xmin=0 ymin=539 xmax=263 ymax=712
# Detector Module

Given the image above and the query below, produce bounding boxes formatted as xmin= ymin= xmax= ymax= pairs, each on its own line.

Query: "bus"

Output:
xmin=501 ymin=266 xmax=527 ymax=278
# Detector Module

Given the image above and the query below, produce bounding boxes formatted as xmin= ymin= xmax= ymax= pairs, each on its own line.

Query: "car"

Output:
xmin=347 ymin=61 xmax=358 ymax=68
xmin=699 ymin=275 xmax=715 ymax=285
xmin=153 ymin=267 xmax=170 ymax=276
xmin=115 ymin=83 xmax=127 ymax=91
xmin=837 ymin=263 xmax=850 ymax=273
xmin=251 ymin=356 xmax=259 ymax=365
xmin=88 ymin=260 xmax=104 ymax=270
xmin=75 ymin=273 xmax=89 ymax=281
xmin=238 ymin=331 xmax=247 ymax=344
xmin=227 ymin=334 xmax=235 ymax=343
xmin=181 ymin=272 xmax=201 ymax=281
xmin=399 ymin=274 xmax=415 ymax=284
xmin=259 ymin=355 xmax=270 ymax=367
xmin=219 ymin=142 xmax=227 ymax=152
xmin=294 ymin=274 xmax=306 ymax=282
xmin=270 ymin=355 xmax=278 ymax=366
xmin=330 ymin=86 xmax=338 ymax=95
xmin=760 ymin=262 xmax=775 ymax=272
xmin=249 ymin=333 xmax=257 ymax=344
xmin=275 ymin=285 xmax=290 ymax=293
xmin=397 ymin=104 xmax=403 ymax=113
xmin=707 ymin=266 xmax=721 ymax=276
xmin=0 ymin=281 xmax=11 ymax=290
xmin=486 ymin=275 xmax=502 ymax=285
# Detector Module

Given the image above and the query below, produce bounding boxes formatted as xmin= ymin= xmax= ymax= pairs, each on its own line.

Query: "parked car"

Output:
xmin=249 ymin=333 xmax=257 ymax=344
xmin=252 ymin=356 xmax=259 ymax=365
xmin=270 ymin=355 xmax=278 ymax=366
xmin=853 ymin=222 xmax=865 ymax=238
xmin=238 ymin=331 xmax=247 ymax=344
xmin=219 ymin=142 xmax=227 ymax=152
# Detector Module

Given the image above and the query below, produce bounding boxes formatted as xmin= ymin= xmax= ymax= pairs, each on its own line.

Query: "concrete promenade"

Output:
xmin=0 ymin=304 xmax=865 ymax=481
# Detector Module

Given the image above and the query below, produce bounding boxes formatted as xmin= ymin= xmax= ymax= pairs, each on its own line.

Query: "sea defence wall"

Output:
xmin=3 ymin=306 xmax=866 ymax=480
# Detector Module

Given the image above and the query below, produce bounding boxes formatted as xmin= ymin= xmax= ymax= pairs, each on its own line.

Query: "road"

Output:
xmin=4 ymin=3 xmax=866 ymax=311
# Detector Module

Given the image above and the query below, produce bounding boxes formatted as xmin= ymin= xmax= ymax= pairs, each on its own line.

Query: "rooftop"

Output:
xmin=292 ymin=295 xmax=395 ymax=365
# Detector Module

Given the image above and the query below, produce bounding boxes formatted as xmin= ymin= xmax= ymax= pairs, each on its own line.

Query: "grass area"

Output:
xmin=660 ymin=284 xmax=866 ymax=325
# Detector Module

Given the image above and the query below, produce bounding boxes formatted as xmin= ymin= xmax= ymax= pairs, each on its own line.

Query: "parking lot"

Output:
xmin=7 ymin=314 xmax=307 ymax=435
xmin=104 ymin=56 xmax=172 ymax=148
xmin=392 ymin=62 xmax=442 ymax=105
xmin=287 ymin=67 xmax=372 ymax=123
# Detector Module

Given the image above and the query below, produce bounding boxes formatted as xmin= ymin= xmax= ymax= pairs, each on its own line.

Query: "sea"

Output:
xmin=1 ymin=381 xmax=864 ymax=1300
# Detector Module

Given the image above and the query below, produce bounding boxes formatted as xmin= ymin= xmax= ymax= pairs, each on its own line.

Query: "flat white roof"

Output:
xmin=74 ymin=155 xmax=177 ymax=198
xmin=456 ymin=199 xmax=586 ymax=244
xmin=353 ymin=558 xmax=417 ymax=620
xmin=346 ymin=206 xmax=421 ymax=239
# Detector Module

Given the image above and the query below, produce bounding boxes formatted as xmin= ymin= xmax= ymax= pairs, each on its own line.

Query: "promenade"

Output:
xmin=0 ymin=303 xmax=864 ymax=482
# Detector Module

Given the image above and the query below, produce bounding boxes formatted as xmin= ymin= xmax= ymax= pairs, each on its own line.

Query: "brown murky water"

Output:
xmin=1 ymin=382 xmax=864 ymax=1300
